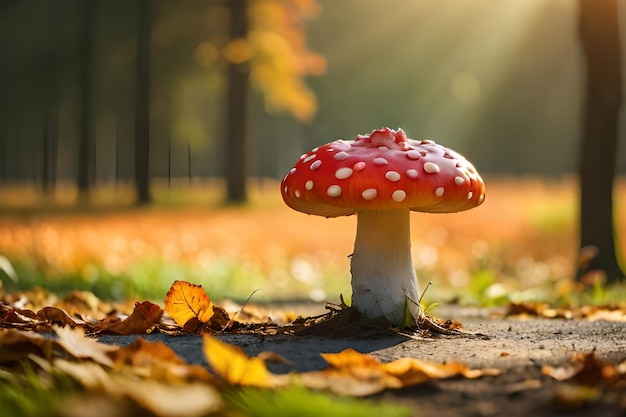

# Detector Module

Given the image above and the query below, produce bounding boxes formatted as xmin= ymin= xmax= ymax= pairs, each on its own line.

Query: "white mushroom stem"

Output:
xmin=350 ymin=209 xmax=422 ymax=326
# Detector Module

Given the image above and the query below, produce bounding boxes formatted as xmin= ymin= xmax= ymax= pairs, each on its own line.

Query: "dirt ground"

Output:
xmin=98 ymin=304 xmax=626 ymax=417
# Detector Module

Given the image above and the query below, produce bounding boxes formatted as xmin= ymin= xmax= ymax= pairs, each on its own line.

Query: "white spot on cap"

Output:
xmin=354 ymin=161 xmax=366 ymax=171
xmin=378 ymin=146 xmax=389 ymax=152
xmin=305 ymin=180 xmax=313 ymax=190
xmin=406 ymin=150 xmax=421 ymax=160
xmin=467 ymin=191 xmax=474 ymax=199
xmin=289 ymin=168 xmax=296 ymax=174
xmin=310 ymin=160 xmax=322 ymax=171
xmin=362 ymin=189 xmax=377 ymax=200
xmin=312 ymin=147 xmax=319 ymax=152
xmin=406 ymin=169 xmax=418 ymax=178
xmin=334 ymin=151 xmax=350 ymax=161
xmin=303 ymin=154 xmax=316 ymax=164
xmin=392 ymin=190 xmax=406 ymax=202
xmin=327 ymin=185 xmax=342 ymax=197
xmin=295 ymin=190 xmax=301 ymax=198
xmin=385 ymin=171 xmax=401 ymax=182
xmin=478 ymin=194 xmax=485 ymax=204
xmin=435 ymin=187 xmax=444 ymax=197
xmin=454 ymin=176 xmax=465 ymax=186
xmin=373 ymin=157 xmax=389 ymax=166
xmin=335 ymin=167 xmax=353 ymax=180
xmin=423 ymin=162 xmax=440 ymax=174
xmin=283 ymin=185 xmax=288 ymax=194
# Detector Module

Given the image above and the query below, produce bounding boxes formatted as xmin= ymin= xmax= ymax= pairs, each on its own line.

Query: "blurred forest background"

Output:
xmin=0 ymin=0 xmax=625 ymax=301
xmin=1 ymin=0 xmax=625 ymax=195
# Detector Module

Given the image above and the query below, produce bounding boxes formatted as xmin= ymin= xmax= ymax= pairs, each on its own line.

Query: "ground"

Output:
xmin=99 ymin=304 xmax=626 ymax=417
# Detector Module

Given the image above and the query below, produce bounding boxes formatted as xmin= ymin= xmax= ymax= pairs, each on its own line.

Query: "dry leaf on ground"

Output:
xmin=112 ymin=337 xmax=215 ymax=383
xmin=203 ymin=334 xmax=286 ymax=388
xmin=301 ymin=348 xmax=501 ymax=396
xmin=506 ymin=302 xmax=626 ymax=322
xmin=54 ymin=326 xmax=117 ymax=367
xmin=0 ymin=328 xmax=53 ymax=362
xmin=94 ymin=301 xmax=163 ymax=335
xmin=164 ymin=281 xmax=216 ymax=326
xmin=542 ymin=352 xmax=626 ymax=387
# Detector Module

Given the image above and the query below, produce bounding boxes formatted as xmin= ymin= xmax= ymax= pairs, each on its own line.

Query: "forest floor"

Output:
xmin=98 ymin=303 xmax=626 ymax=417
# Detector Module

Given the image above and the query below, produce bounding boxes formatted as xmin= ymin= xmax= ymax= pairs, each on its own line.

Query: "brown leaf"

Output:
xmin=113 ymin=379 xmax=222 ymax=417
xmin=543 ymin=352 xmax=625 ymax=387
xmin=37 ymin=306 xmax=79 ymax=327
xmin=0 ymin=328 xmax=54 ymax=362
xmin=96 ymin=301 xmax=162 ymax=335
xmin=112 ymin=337 xmax=214 ymax=383
xmin=0 ymin=304 xmax=41 ymax=328
xmin=54 ymin=326 xmax=117 ymax=366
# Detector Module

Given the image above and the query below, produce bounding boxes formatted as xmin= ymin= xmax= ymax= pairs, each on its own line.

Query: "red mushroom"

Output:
xmin=281 ymin=127 xmax=485 ymax=327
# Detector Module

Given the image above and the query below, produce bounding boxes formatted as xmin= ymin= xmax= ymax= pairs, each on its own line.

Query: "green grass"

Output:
xmin=224 ymin=387 xmax=410 ymax=417
xmin=0 ymin=363 xmax=79 ymax=417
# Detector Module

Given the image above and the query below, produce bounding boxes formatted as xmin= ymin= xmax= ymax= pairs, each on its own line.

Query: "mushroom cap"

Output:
xmin=281 ymin=127 xmax=486 ymax=218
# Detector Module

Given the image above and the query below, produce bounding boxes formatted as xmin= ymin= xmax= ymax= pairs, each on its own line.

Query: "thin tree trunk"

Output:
xmin=135 ymin=0 xmax=152 ymax=205
xmin=225 ymin=0 xmax=249 ymax=204
xmin=577 ymin=0 xmax=625 ymax=283
xmin=42 ymin=95 xmax=58 ymax=194
xmin=77 ymin=1 xmax=98 ymax=201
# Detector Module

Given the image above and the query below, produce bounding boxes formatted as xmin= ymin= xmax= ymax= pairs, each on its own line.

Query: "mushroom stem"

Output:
xmin=350 ymin=209 xmax=421 ymax=326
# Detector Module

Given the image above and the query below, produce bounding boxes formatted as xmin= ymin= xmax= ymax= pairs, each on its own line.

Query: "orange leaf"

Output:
xmin=164 ymin=281 xmax=214 ymax=327
xmin=301 ymin=348 xmax=500 ymax=396
xmin=202 ymin=334 xmax=281 ymax=387
xmin=543 ymin=352 xmax=625 ymax=386
xmin=97 ymin=301 xmax=163 ymax=335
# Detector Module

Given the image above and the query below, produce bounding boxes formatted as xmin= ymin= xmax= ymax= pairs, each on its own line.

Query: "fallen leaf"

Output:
xmin=37 ymin=306 xmax=79 ymax=327
xmin=0 ymin=328 xmax=53 ymax=362
xmin=203 ymin=334 xmax=283 ymax=387
xmin=54 ymin=358 xmax=114 ymax=389
xmin=54 ymin=358 xmax=222 ymax=417
xmin=301 ymin=348 xmax=500 ymax=396
xmin=112 ymin=337 xmax=214 ymax=383
xmin=114 ymin=378 xmax=222 ymax=417
xmin=0 ymin=304 xmax=41 ymax=328
xmin=95 ymin=301 xmax=162 ymax=335
xmin=54 ymin=326 xmax=117 ymax=367
xmin=542 ymin=352 xmax=625 ymax=387
xmin=164 ymin=281 xmax=215 ymax=327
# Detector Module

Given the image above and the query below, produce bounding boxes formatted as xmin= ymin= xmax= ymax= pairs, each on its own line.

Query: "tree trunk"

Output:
xmin=577 ymin=0 xmax=625 ymax=283
xmin=135 ymin=0 xmax=152 ymax=205
xmin=77 ymin=0 xmax=98 ymax=201
xmin=42 ymin=95 xmax=58 ymax=194
xmin=225 ymin=0 xmax=249 ymax=204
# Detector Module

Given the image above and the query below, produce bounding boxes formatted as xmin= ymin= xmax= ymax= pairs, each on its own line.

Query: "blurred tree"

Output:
xmin=224 ymin=0 xmax=325 ymax=203
xmin=135 ymin=0 xmax=153 ymax=204
xmin=42 ymin=99 xmax=58 ymax=193
xmin=77 ymin=0 xmax=98 ymax=201
xmin=577 ymin=0 xmax=625 ymax=283
xmin=225 ymin=0 xmax=249 ymax=204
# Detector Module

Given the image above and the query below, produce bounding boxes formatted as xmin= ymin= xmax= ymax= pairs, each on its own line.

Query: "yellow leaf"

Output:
xmin=164 ymin=281 xmax=214 ymax=327
xmin=202 ymin=334 xmax=277 ymax=387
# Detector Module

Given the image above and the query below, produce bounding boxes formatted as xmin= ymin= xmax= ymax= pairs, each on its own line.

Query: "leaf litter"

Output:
xmin=2 ymin=279 xmax=626 ymax=415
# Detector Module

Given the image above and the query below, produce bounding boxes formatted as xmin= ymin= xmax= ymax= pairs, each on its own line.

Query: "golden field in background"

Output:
xmin=0 ymin=177 xmax=624 ymax=304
